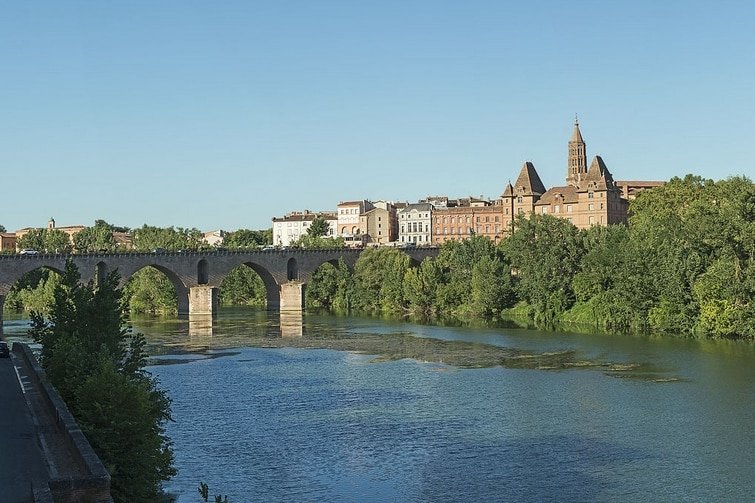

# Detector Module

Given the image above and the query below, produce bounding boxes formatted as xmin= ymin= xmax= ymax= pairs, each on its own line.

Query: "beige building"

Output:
xmin=0 ymin=233 xmax=17 ymax=252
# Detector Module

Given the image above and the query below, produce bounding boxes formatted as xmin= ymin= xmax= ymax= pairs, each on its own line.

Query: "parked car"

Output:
xmin=0 ymin=341 xmax=9 ymax=358
xmin=19 ymin=249 xmax=39 ymax=255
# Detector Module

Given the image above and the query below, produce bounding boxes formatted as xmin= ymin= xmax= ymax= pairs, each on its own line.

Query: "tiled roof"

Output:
xmin=511 ymin=162 xmax=547 ymax=196
xmin=535 ymin=185 xmax=580 ymax=205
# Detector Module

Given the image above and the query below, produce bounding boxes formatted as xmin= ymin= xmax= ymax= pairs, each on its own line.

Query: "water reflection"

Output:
xmin=280 ymin=312 xmax=304 ymax=338
xmin=188 ymin=314 xmax=213 ymax=337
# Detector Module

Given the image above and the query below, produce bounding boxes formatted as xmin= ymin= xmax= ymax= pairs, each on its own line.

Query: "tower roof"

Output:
xmin=580 ymin=155 xmax=616 ymax=190
xmin=569 ymin=118 xmax=584 ymax=143
xmin=512 ymin=162 xmax=547 ymax=196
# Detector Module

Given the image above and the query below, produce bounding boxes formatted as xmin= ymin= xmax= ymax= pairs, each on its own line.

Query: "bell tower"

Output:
xmin=566 ymin=117 xmax=587 ymax=186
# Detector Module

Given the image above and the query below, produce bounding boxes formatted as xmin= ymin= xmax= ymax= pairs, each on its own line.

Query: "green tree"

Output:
xmin=122 ymin=267 xmax=178 ymax=315
xmin=351 ymin=247 xmax=411 ymax=313
xmin=0 ymin=224 xmax=6 ymax=232
xmin=223 ymin=229 xmax=272 ymax=249
xmin=73 ymin=220 xmax=118 ymax=253
xmin=219 ymin=266 xmax=267 ymax=307
xmin=306 ymin=217 xmax=331 ymax=238
xmin=500 ymin=214 xmax=584 ymax=325
xmin=28 ymin=261 xmax=175 ymax=502
xmin=16 ymin=229 xmax=46 ymax=251
xmin=131 ymin=225 xmax=205 ymax=251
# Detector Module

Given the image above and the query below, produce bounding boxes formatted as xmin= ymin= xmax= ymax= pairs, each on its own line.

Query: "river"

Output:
xmin=4 ymin=307 xmax=754 ymax=502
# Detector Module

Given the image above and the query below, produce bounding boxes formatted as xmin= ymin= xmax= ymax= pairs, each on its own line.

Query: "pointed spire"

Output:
xmin=570 ymin=116 xmax=584 ymax=143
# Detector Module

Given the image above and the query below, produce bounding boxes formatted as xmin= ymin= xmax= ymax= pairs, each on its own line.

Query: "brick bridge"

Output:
xmin=0 ymin=248 xmax=438 ymax=332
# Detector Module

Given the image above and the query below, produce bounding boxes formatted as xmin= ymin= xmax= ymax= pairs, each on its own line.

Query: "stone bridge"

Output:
xmin=0 ymin=248 xmax=438 ymax=332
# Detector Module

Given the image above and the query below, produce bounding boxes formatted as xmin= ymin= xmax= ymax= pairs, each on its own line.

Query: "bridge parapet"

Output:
xmin=0 ymin=247 xmax=439 ymax=314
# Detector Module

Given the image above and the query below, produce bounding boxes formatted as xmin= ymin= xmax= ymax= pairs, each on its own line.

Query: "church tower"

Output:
xmin=566 ymin=117 xmax=587 ymax=186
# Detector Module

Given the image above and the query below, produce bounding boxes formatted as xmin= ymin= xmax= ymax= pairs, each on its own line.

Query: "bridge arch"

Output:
xmin=122 ymin=264 xmax=190 ymax=315
xmin=229 ymin=262 xmax=281 ymax=310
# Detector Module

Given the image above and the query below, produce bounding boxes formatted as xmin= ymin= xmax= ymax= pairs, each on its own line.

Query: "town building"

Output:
xmin=0 ymin=233 xmax=17 ymax=252
xmin=530 ymin=120 xmax=629 ymax=227
xmin=360 ymin=201 xmax=399 ymax=245
xmin=431 ymin=197 xmax=506 ymax=245
xmin=272 ymin=210 xmax=337 ymax=247
xmin=398 ymin=203 xmax=433 ymax=244
xmin=203 ymin=230 xmax=227 ymax=247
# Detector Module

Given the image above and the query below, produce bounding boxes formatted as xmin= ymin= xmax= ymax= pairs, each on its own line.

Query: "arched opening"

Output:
xmin=287 ymin=258 xmax=298 ymax=281
xmin=197 ymin=259 xmax=209 ymax=285
xmin=218 ymin=264 xmax=268 ymax=309
xmin=122 ymin=265 xmax=187 ymax=316
xmin=219 ymin=262 xmax=280 ymax=311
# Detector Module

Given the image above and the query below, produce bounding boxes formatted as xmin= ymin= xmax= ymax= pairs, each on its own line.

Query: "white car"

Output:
xmin=19 ymin=249 xmax=39 ymax=255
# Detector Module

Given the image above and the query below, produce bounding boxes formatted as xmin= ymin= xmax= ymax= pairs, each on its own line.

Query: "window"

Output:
xmin=517 ymin=196 xmax=523 ymax=203
xmin=589 ymin=216 xmax=595 ymax=225
xmin=495 ymin=216 xmax=500 ymax=222
xmin=588 ymin=203 xmax=594 ymax=211
xmin=567 ymin=205 xmax=573 ymax=213
xmin=588 ymin=192 xmax=594 ymax=199
xmin=554 ymin=205 xmax=560 ymax=213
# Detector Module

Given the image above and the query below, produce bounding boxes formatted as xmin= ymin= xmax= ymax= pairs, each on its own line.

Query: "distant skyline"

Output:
xmin=2 ymin=1 xmax=754 ymax=232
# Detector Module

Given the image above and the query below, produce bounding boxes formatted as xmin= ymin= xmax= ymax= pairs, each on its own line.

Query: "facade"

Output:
xmin=203 ymin=230 xmax=227 ymax=247
xmin=398 ymin=203 xmax=433 ymax=244
xmin=272 ymin=210 xmax=337 ymax=247
xmin=0 ymin=233 xmax=17 ymax=252
xmin=431 ymin=198 xmax=506 ymax=245
xmin=337 ymin=200 xmax=372 ymax=236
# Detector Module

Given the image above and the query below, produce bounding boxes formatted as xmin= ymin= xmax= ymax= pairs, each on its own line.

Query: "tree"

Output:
xmin=500 ymin=214 xmax=584 ymax=325
xmin=0 ymin=224 xmax=6 ymax=232
xmin=219 ymin=266 xmax=267 ymax=307
xmin=16 ymin=229 xmax=46 ymax=251
xmin=131 ymin=225 xmax=205 ymax=251
xmin=306 ymin=217 xmax=330 ymax=238
xmin=122 ymin=268 xmax=178 ymax=315
xmin=73 ymin=220 xmax=118 ymax=253
xmin=28 ymin=260 xmax=175 ymax=502
xmin=224 ymin=229 xmax=272 ymax=249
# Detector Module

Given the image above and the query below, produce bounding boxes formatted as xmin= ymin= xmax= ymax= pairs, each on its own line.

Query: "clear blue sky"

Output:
xmin=2 ymin=0 xmax=753 ymax=232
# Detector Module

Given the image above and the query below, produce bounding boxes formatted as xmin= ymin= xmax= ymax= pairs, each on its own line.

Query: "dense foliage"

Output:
xmin=306 ymin=176 xmax=754 ymax=339
xmin=17 ymin=227 xmax=72 ymax=253
xmin=28 ymin=261 xmax=175 ymax=502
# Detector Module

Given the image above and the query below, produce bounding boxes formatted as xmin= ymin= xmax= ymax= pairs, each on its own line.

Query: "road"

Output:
xmin=0 ymin=351 xmax=49 ymax=503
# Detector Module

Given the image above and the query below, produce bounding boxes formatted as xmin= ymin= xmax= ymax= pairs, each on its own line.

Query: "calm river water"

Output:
xmin=4 ymin=308 xmax=754 ymax=502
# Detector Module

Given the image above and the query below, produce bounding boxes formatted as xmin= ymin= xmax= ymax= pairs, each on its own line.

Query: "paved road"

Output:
xmin=0 ymin=351 xmax=49 ymax=503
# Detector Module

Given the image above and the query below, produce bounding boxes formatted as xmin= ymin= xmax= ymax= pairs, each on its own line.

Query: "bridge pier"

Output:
xmin=279 ymin=281 xmax=305 ymax=312
xmin=188 ymin=286 xmax=218 ymax=316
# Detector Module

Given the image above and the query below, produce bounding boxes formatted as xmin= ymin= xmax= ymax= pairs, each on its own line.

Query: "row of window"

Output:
xmin=401 ymin=223 xmax=430 ymax=233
